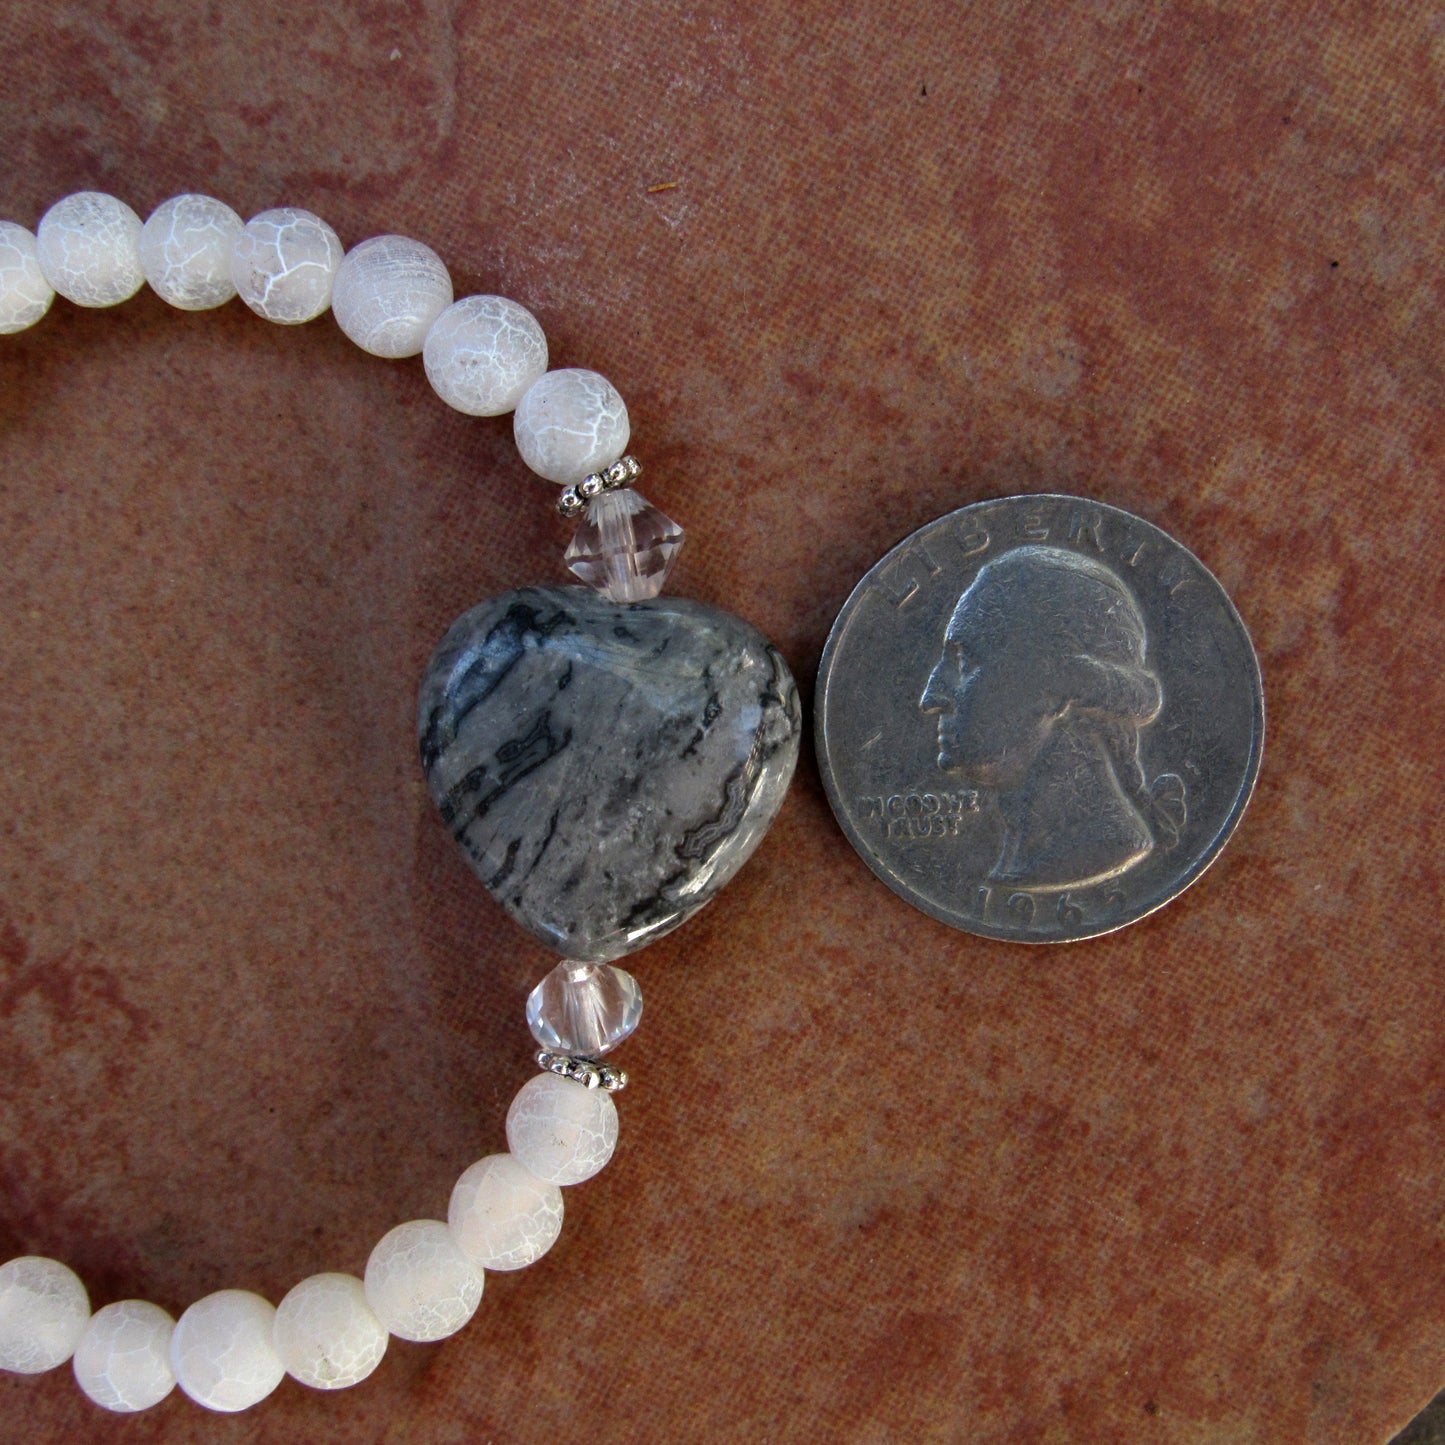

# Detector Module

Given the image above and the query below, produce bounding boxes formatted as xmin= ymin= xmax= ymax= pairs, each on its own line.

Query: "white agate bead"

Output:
xmin=273 ymin=1272 xmax=387 ymax=1390
xmin=169 ymin=1289 xmax=284 ymax=1412
xmin=506 ymin=1072 xmax=619 ymax=1186
xmin=423 ymin=294 xmax=548 ymax=415
xmin=364 ymin=1219 xmax=484 ymax=1343
xmin=0 ymin=1256 xmax=90 ymax=1373
xmin=448 ymin=1153 xmax=564 ymax=1271
xmin=513 ymin=368 xmax=630 ymax=485
xmin=230 ymin=207 xmax=343 ymax=324
xmin=35 ymin=191 xmax=145 ymax=307
xmin=331 ymin=234 xmax=453 ymax=358
xmin=140 ymin=193 xmax=243 ymax=310
xmin=72 ymin=1300 xmax=176 ymax=1413
xmin=0 ymin=223 xmax=54 ymax=333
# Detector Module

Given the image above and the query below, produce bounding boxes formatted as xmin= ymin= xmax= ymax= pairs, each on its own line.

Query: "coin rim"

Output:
xmin=814 ymin=493 xmax=1267 ymax=944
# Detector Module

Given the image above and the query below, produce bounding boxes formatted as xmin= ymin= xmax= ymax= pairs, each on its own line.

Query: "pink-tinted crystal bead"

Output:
xmin=563 ymin=488 xmax=684 ymax=602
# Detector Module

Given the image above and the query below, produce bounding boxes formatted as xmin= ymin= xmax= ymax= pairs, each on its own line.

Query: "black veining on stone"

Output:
xmin=419 ymin=586 xmax=802 ymax=962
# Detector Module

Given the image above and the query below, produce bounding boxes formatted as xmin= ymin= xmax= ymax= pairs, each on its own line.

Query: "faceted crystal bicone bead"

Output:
xmin=564 ymin=488 xmax=684 ymax=602
xmin=526 ymin=961 xmax=643 ymax=1057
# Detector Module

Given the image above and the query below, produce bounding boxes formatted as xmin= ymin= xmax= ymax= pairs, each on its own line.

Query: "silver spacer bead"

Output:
xmin=536 ymin=1050 xmax=629 ymax=1092
xmin=606 ymin=455 xmax=641 ymax=487
xmin=555 ymin=455 xmax=643 ymax=519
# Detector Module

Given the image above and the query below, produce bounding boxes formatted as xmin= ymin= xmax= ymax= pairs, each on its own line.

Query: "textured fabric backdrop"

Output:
xmin=0 ymin=2 xmax=1441 ymax=1441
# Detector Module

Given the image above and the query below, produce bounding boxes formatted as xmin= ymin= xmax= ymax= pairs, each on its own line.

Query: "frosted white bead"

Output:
xmin=331 ymin=234 xmax=453 ymax=358
xmin=506 ymin=1073 xmax=619 ymax=1186
xmin=35 ymin=191 xmax=145 ymax=308
xmin=169 ymin=1289 xmax=284 ymax=1413
xmin=272 ymin=1272 xmax=387 ymax=1390
xmin=364 ymin=1219 xmax=484 ymax=1343
xmin=0 ymin=1256 xmax=90 ymax=1373
xmin=423 ymin=295 xmax=548 ymax=415
xmin=448 ymin=1153 xmax=564 ymax=1271
xmin=72 ymin=1300 xmax=176 ymax=1413
xmin=230 ymin=207 xmax=343 ymax=324
xmin=0 ymin=223 xmax=54 ymax=333
xmin=513 ymin=368 xmax=630 ymax=485
xmin=140 ymin=193 xmax=243 ymax=310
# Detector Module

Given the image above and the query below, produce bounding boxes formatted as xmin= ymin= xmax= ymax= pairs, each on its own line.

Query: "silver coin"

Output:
xmin=815 ymin=494 xmax=1264 ymax=943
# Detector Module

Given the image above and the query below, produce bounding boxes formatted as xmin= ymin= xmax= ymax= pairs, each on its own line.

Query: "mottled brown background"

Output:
xmin=0 ymin=1 xmax=1440 ymax=1441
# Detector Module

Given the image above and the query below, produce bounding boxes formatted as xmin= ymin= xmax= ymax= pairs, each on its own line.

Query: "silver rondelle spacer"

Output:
xmin=536 ymin=1050 xmax=629 ymax=1092
xmin=555 ymin=454 xmax=643 ymax=519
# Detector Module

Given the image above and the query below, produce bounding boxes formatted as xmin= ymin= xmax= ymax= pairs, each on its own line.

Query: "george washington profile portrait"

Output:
xmin=919 ymin=545 xmax=1186 ymax=891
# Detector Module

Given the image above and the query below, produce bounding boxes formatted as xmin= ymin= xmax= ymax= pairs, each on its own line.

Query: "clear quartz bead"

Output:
xmin=563 ymin=488 xmax=684 ymax=602
xmin=526 ymin=961 xmax=643 ymax=1057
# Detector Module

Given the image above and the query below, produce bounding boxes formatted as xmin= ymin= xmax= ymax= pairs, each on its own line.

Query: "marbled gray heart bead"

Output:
xmin=419 ymin=586 xmax=801 ymax=962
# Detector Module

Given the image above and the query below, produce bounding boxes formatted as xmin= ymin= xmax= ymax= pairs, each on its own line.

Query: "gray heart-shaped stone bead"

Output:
xmin=419 ymin=586 xmax=801 ymax=962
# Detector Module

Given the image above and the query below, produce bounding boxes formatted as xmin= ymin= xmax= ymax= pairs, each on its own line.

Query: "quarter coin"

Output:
xmin=815 ymin=494 xmax=1265 ymax=943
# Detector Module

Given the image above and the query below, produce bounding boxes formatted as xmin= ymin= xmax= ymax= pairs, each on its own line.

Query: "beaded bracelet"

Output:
xmin=0 ymin=190 xmax=801 ymax=1413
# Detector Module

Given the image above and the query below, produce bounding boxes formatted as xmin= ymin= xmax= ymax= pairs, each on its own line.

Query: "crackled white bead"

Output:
xmin=140 ymin=193 xmax=243 ymax=310
xmin=513 ymin=368 xmax=630 ymax=485
xmin=448 ymin=1154 xmax=564 ymax=1271
xmin=170 ymin=1289 xmax=284 ymax=1412
xmin=230 ymin=207 xmax=343 ymax=324
xmin=0 ymin=1256 xmax=90 ymax=1373
xmin=331 ymin=234 xmax=453 ymax=358
xmin=364 ymin=1220 xmax=484 ymax=1343
xmin=424 ymin=294 xmax=548 ymax=415
xmin=35 ymin=191 xmax=145 ymax=307
xmin=273 ymin=1272 xmax=387 ymax=1390
xmin=506 ymin=1072 xmax=619 ymax=1186
xmin=72 ymin=1300 xmax=176 ymax=1413
xmin=0 ymin=223 xmax=54 ymax=333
